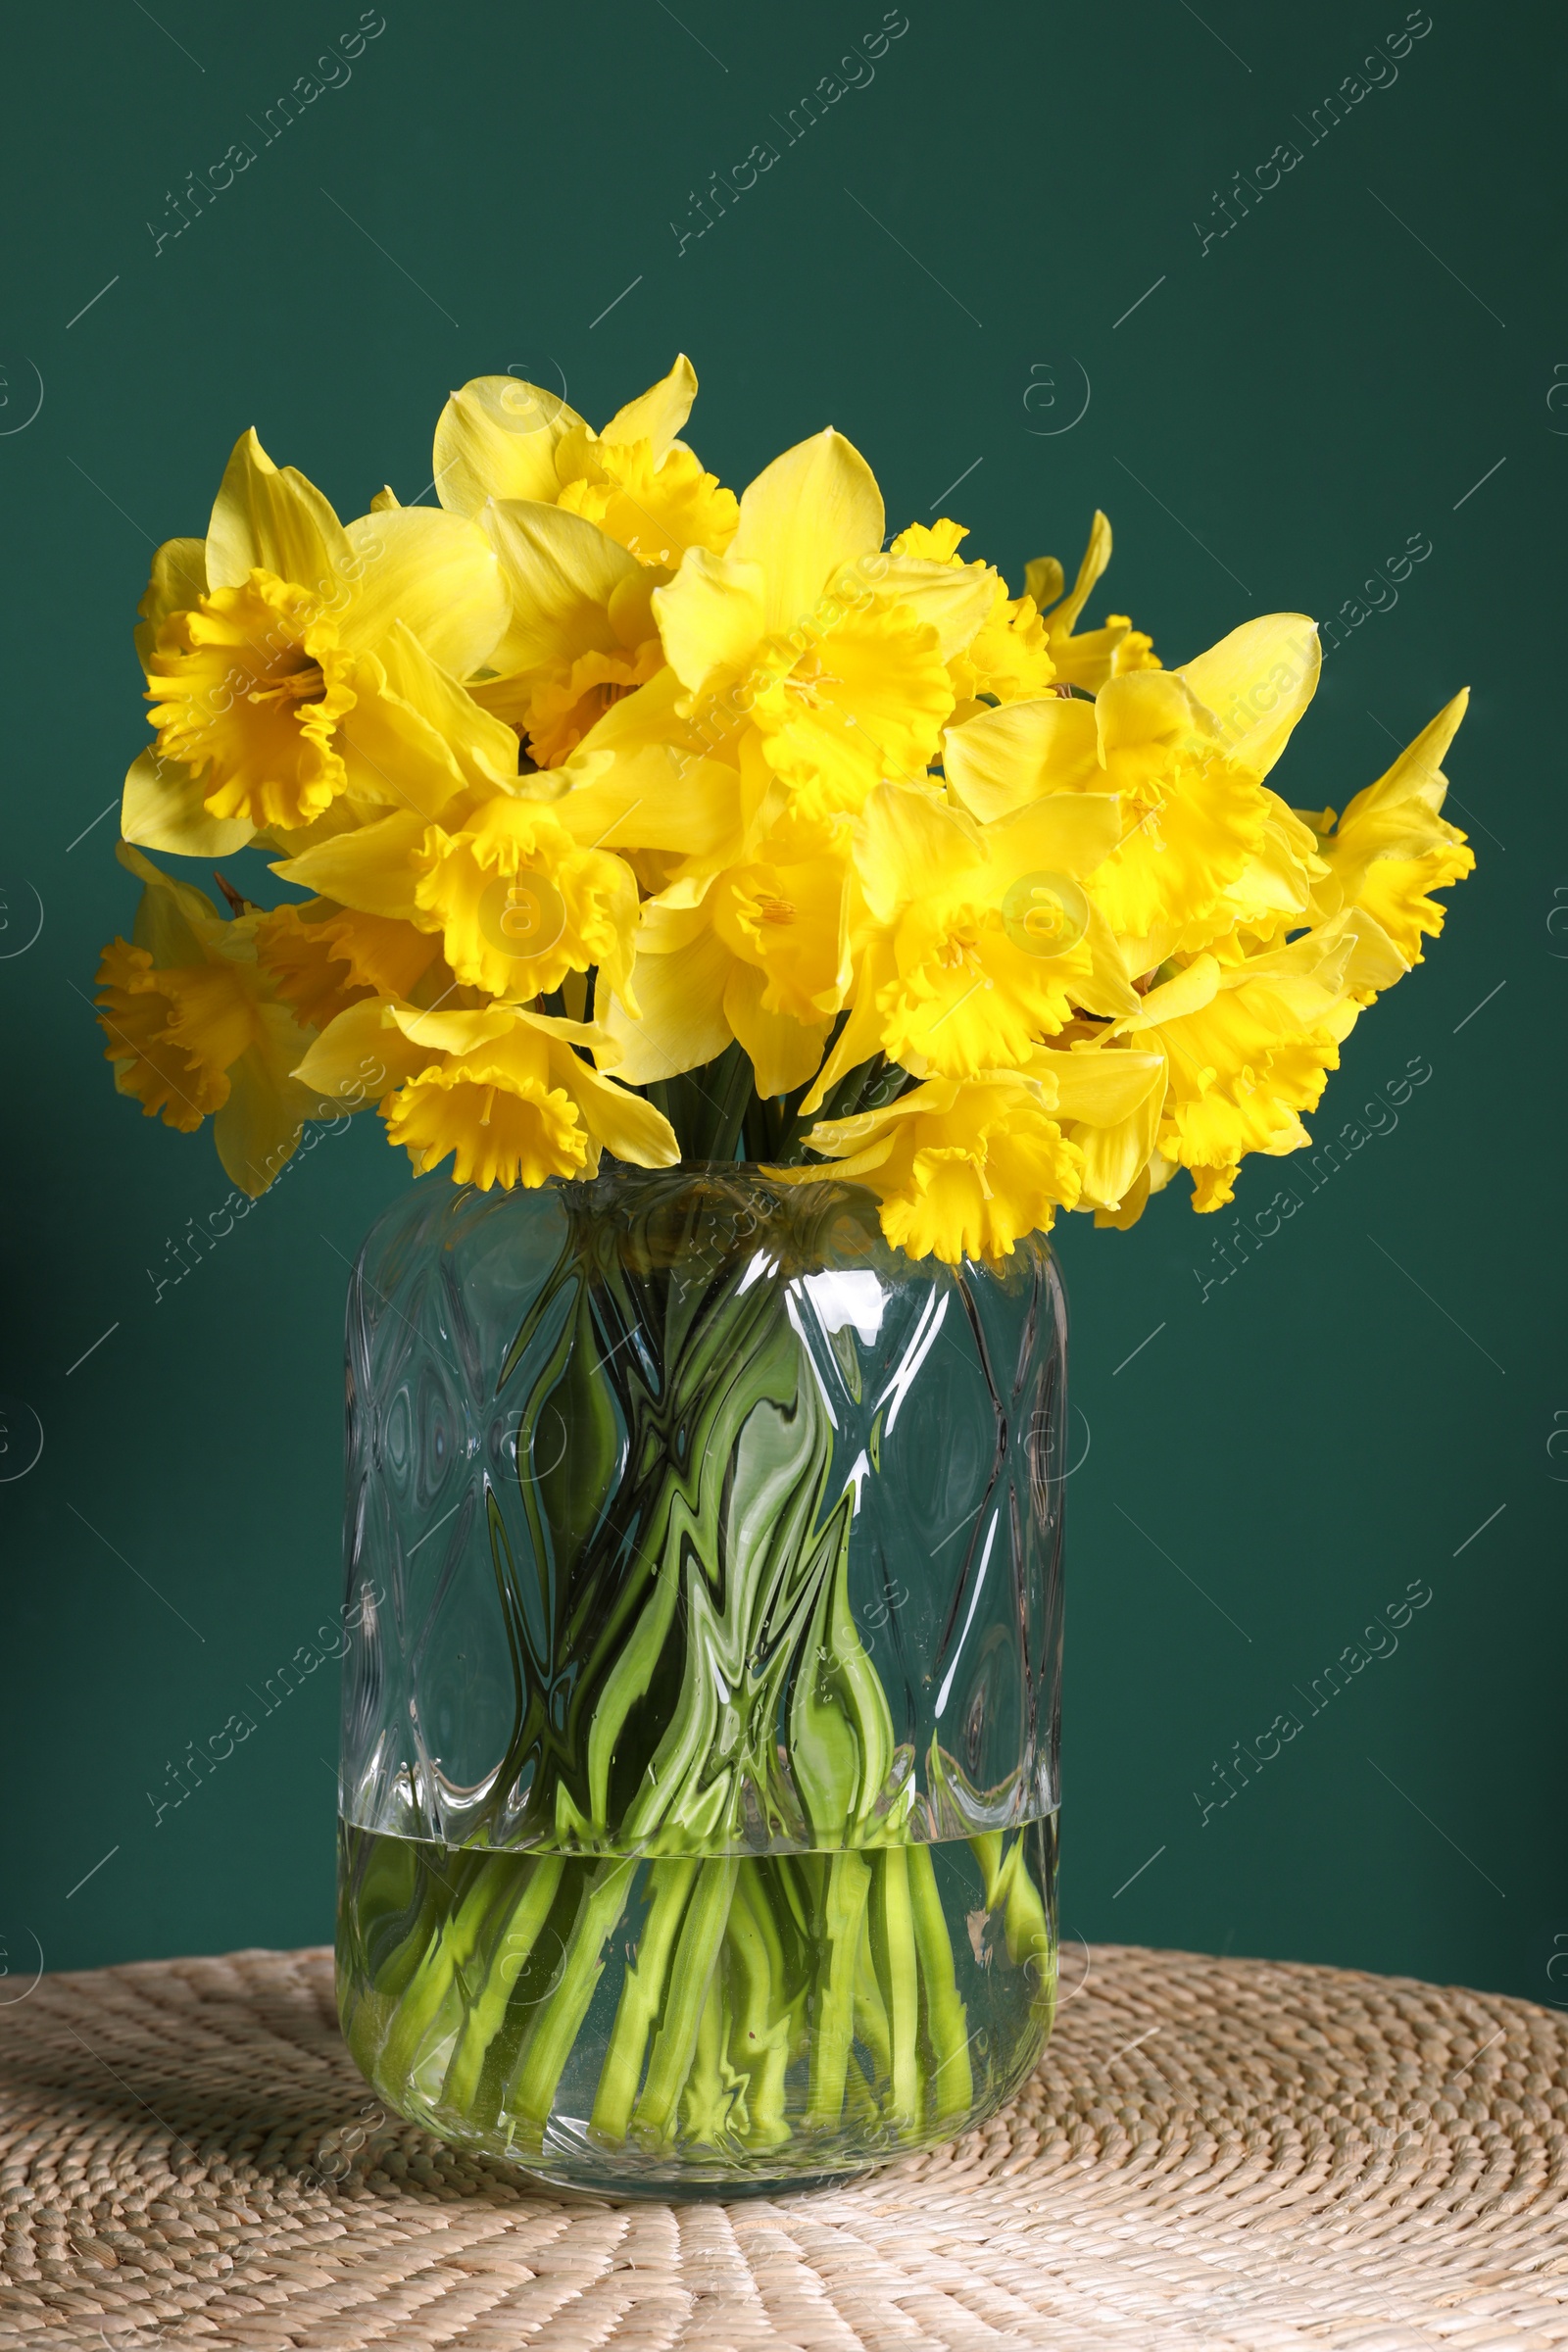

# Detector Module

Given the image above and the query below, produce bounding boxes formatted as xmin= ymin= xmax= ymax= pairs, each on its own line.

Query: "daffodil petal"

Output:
xmin=344 ymin=509 xmax=507 ymax=677
xmin=508 ymin=1002 xmax=622 ymax=1062
xmin=122 ymin=749 xmax=255 ymax=858
xmin=1077 ymin=902 xmax=1144 ymax=1018
xmin=386 ymin=1002 xmax=514 ymax=1055
xmin=1124 ymin=954 xmax=1221 ymax=1030
xmin=115 ymin=840 xmax=222 ymax=962
xmin=1178 ymin=614 xmax=1320 ymax=777
xmin=134 ymin=538 xmax=207 ymax=667
xmin=1070 ymin=1074 xmax=1164 ymax=1212
xmin=1329 ymin=689 xmax=1470 ymax=836
xmin=1095 ymin=669 xmax=1205 ymax=761
xmin=293 ymin=997 xmax=434 ymax=1099
xmin=1044 ymin=511 xmax=1111 ymax=636
xmin=653 ymin=548 xmax=767 ymax=695
xmin=212 ymin=1001 xmax=324 ymax=1196
xmin=983 ymin=791 xmax=1125 ymax=887
xmin=944 ymin=697 xmax=1100 ymax=822
xmin=549 ymin=1050 xmax=680 ymax=1168
xmin=271 ymin=809 xmax=427 ymax=918
xmin=730 ymin=427 xmax=884 ymax=636
xmin=432 ymin=375 xmax=586 ymax=515
xmin=1027 ymin=1045 xmax=1164 ymax=1124
xmin=372 ymin=622 xmax=520 ymax=792
xmin=879 ymin=555 xmax=999 ymax=659
xmin=723 ymin=960 xmax=829 ymax=1098
xmin=599 ymin=354 xmax=697 ymax=457
xmin=797 ymin=934 xmax=897 ymax=1114
xmin=485 ymin=499 xmax=645 ymax=675
xmin=334 ymin=656 xmax=467 ymax=822
xmin=856 ymin=784 xmax=982 ymax=925
xmin=206 ymin=429 xmax=352 ymax=593
xmin=558 ymin=746 xmax=747 ymax=885
xmin=603 ymin=906 xmax=733 ymax=1082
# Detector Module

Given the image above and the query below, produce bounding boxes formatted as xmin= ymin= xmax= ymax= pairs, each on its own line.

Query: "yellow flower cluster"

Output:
xmin=95 ymin=358 xmax=1474 ymax=1260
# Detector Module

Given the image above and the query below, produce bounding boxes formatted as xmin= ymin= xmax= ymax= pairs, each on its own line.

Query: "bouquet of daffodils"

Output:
xmin=97 ymin=353 xmax=1473 ymax=1258
xmin=94 ymin=360 xmax=1478 ymax=2172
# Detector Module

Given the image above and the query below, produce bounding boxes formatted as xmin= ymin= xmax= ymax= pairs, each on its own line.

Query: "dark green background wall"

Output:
xmin=2 ymin=0 xmax=1561 ymax=2009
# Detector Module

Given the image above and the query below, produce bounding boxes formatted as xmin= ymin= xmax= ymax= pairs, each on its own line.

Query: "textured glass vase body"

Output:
xmin=336 ymin=1166 xmax=1067 ymax=2192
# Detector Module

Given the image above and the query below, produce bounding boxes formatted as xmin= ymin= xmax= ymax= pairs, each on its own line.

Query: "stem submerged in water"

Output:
xmin=342 ymin=1823 xmax=1054 ymax=2173
xmin=806 ymin=1850 xmax=872 ymax=2128
xmin=506 ymin=1858 xmax=638 ymax=2135
xmin=590 ymin=1859 xmax=696 ymax=2141
xmin=339 ymin=1178 xmax=1058 ymax=2176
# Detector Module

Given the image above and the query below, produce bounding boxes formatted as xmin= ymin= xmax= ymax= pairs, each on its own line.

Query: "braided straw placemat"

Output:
xmin=2 ymin=1942 xmax=1565 ymax=2351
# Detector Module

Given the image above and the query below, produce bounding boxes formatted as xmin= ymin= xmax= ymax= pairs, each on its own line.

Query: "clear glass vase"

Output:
xmin=335 ymin=1165 xmax=1067 ymax=2193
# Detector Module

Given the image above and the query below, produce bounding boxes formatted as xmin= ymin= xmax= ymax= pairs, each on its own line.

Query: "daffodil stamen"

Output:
xmin=247 ymin=663 xmax=326 ymax=708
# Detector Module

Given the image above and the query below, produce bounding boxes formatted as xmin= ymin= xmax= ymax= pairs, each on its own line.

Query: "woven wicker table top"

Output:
xmin=1 ymin=1942 xmax=1564 ymax=2352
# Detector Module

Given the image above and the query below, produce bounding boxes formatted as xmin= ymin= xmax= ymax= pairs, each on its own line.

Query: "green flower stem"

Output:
xmin=506 ymin=1857 xmax=639 ymax=2134
xmin=806 ymin=1849 xmax=872 ymax=2128
xmin=566 ymin=1276 xmax=816 ymax=1846
xmin=589 ymin=1858 xmax=698 ymax=2141
xmin=343 ymin=1843 xmax=469 ymax=2079
xmin=344 ymin=1989 xmax=391 ymax=2083
xmin=376 ymin=1856 xmax=515 ymax=2090
xmin=681 ymin=1972 xmax=736 ymax=2145
xmin=868 ymin=1845 xmax=921 ymax=2127
xmin=723 ymin=1867 xmax=794 ymax=2147
xmin=969 ymin=1830 xmax=1054 ymax=1981
xmin=634 ymin=1856 xmax=739 ymax=2141
xmin=469 ymin=1864 xmax=590 ymax=2136
xmin=907 ymin=1842 xmax=973 ymax=2120
xmin=439 ymin=1853 xmax=564 ymax=2119
xmin=852 ymin=1890 xmax=893 ymax=2085
xmin=705 ymin=1042 xmax=757 ymax=1165
xmin=365 ymin=1864 xmax=446 ymax=2002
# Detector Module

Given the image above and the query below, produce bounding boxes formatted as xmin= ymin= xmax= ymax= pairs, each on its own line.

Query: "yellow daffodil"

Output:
xmin=254 ymin=898 xmax=450 ymax=1030
xmin=1022 ymin=1041 xmax=1167 ymax=1217
xmin=776 ymin=1074 xmax=1085 ymax=1262
xmin=652 ymin=428 xmax=994 ymax=824
xmin=95 ymin=846 xmax=329 ymax=1193
xmin=544 ymin=682 xmax=752 ymax=906
xmin=944 ymin=614 xmax=1321 ymax=972
xmin=131 ymin=431 xmax=510 ymax=851
xmin=602 ymin=819 xmax=853 ymax=1096
xmin=434 ymin=355 xmax=738 ymax=566
xmin=92 ymin=361 xmax=1478 ymax=1249
xmin=1299 ymin=692 xmax=1474 ymax=969
xmin=890 ymin=519 xmax=1056 ymax=721
xmin=412 ymin=797 xmax=640 ymax=1004
xmin=1110 ymin=919 xmax=1388 ymax=1212
xmin=798 ymin=782 xmax=1138 ymax=1103
xmin=1024 ymin=514 xmax=1160 ymax=691
xmin=294 ymin=998 xmax=677 ymax=1189
xmin=467 ymin=499 xmax=668 ymax=769
xmin=271 ymin=786 xmax=641 ymax=1008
